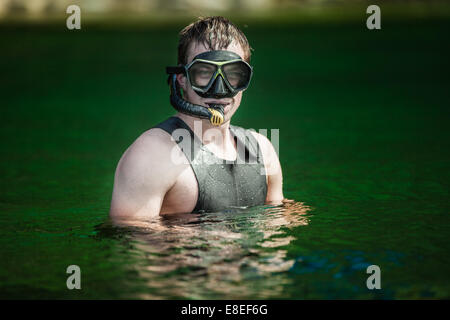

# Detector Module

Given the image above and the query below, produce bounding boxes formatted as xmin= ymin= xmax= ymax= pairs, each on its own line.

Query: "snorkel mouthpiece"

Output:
xmin=207 ymin=104 xmax=224 ymax=126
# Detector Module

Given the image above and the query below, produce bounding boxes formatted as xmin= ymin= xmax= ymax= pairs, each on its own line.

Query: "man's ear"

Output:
xmin=176 ymin=74 xmax=187 ymax=91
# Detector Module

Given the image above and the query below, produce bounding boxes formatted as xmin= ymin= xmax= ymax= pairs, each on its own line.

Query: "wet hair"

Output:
xmin=177 ymin=16 xmax=252 ymax=65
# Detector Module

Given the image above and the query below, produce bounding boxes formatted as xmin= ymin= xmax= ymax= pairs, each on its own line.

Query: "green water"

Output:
xmin=0 ymin=17 xmax=449 ymax=299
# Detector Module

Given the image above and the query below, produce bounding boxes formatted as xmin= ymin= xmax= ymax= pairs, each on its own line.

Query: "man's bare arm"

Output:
xmin=250 ymin=131 xmax=284 ymax=204
xmin=109 ymin=129 xmax=181 ymax=221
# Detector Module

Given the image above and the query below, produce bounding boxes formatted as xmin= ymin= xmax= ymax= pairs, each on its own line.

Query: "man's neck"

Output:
xmin=175 ymin=112 xmax=236 ymax=160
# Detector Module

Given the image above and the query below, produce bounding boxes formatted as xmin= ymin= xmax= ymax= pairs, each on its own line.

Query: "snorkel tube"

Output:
xmin=167 ymin=73 xmax=224 ymax=126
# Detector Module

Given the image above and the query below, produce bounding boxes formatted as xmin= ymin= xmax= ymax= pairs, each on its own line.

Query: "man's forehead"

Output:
xmin=186 ymin=41 xmax=245 ymax=64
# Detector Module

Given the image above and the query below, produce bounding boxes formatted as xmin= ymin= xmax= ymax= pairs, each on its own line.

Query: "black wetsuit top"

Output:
xmin=154 ymin=116 xmax=268 ymax=212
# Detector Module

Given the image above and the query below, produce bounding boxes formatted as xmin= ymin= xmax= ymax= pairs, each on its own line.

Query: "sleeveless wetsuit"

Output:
xmin=154 ymin=116 xmax=267 ymax=212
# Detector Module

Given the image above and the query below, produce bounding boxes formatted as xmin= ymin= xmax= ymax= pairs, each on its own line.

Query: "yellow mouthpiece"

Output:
xmin=208 ymin=108 xmax=224 ymax=126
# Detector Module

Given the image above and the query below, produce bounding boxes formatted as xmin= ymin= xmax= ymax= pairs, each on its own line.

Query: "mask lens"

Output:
xmin=223 ymin=62 xmax=251 ymax=90
xmin=188 ymin=62 xmax=217 ymax=88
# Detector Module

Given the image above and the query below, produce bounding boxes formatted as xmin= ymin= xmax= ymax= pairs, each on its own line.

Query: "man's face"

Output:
xmin=176 ymin=41 xmax=247 ymax=124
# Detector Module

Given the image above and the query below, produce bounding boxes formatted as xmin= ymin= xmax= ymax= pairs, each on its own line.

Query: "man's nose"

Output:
xmin=210 ymin=76 xmax=229 ymax=98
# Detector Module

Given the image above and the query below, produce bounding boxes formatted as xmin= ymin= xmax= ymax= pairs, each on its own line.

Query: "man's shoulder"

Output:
xmin=131 ymin=126 xmax=176 ymax=157
xmin=117 ymin=125 xmax=181 ymax=174
xmin=230 ymin=124 xmax=270 ymax=143
xmin=229 ymin=124 xmax=277 ymax=164
xmin=244 ymin=128 xmax=273 ymax=150
xmin=242 ymin=128 xmax=279 ymax=168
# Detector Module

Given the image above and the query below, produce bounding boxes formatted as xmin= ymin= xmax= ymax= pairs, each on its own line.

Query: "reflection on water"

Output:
xmin=96 ymin=201 xmax=310 ymax=299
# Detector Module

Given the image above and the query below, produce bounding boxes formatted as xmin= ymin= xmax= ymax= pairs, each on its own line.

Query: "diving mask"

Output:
xmin=166 ymin=50 xmax=253 ymax=126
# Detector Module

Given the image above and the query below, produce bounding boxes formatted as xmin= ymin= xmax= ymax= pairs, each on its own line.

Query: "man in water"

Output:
xmin=110 ymin=16 xmax=284 ymax=220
